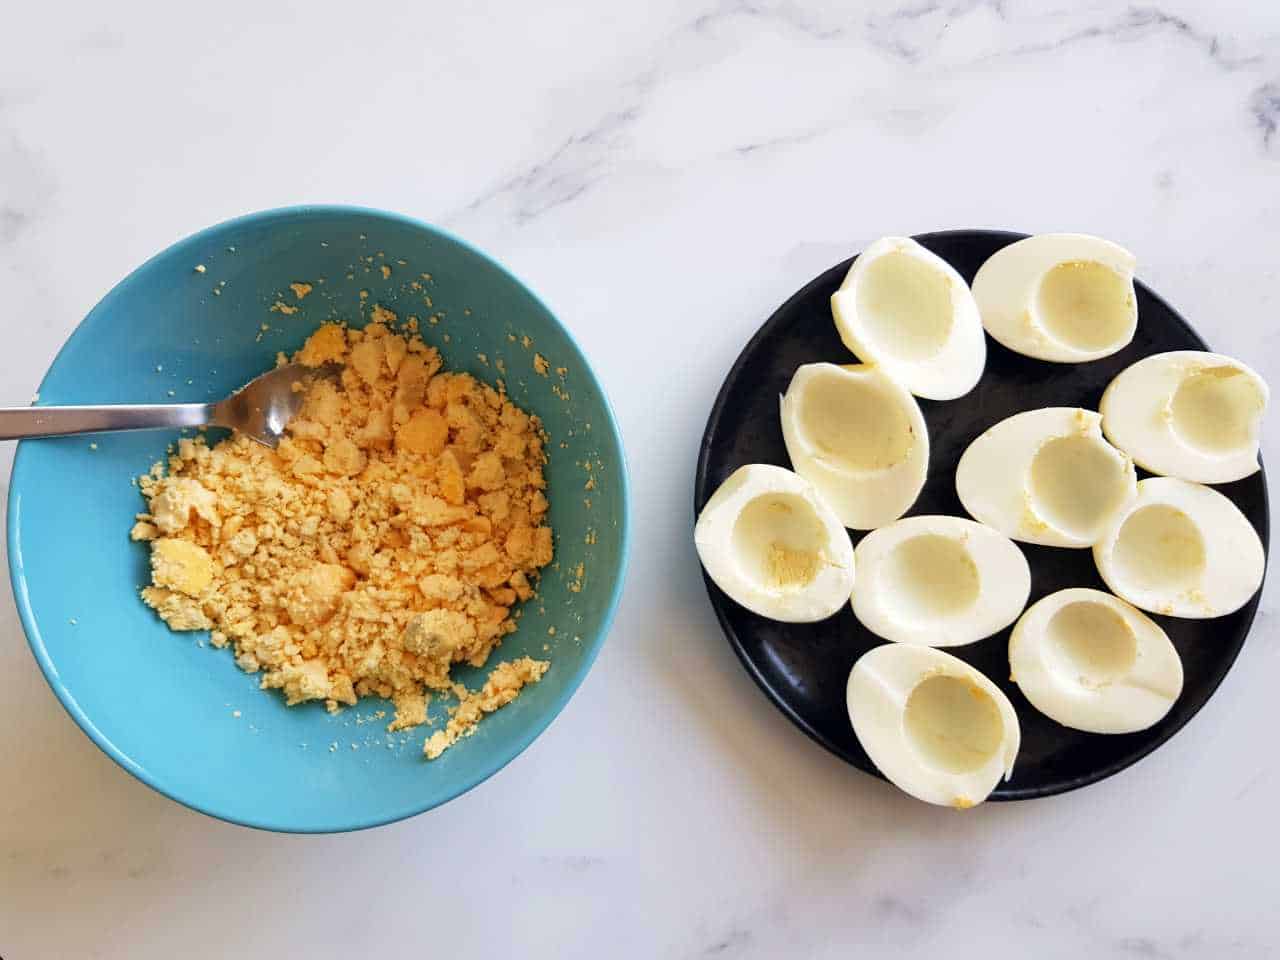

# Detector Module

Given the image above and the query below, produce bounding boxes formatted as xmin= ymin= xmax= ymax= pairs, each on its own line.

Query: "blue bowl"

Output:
xmin=8 ymin=206 xmax=630 ymax=832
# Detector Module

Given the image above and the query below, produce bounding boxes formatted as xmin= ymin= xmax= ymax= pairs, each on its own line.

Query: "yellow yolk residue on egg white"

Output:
xmin=767 ymin=543 xmax=820 ymax=590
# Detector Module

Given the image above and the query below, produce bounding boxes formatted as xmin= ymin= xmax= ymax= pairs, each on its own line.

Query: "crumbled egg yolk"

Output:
xmin=132 ymin=314 xmax=554 ymax=758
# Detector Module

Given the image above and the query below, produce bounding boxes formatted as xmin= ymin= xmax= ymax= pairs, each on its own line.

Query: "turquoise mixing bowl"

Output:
xmin=8 ymin=206 xmax=629 ymax=832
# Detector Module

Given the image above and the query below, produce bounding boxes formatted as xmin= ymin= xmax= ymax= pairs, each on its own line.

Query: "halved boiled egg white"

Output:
xmin=1100 ymin=351 xmax=1268 ymax=484
xmin=972 ymin=233 xmax=1137 ymax=362
xmin=1010 ymin=588 xmax=1183 ymax=734
xmin=1093 ymin=477 xmax=1264 ymax=619
xmin=694 ymin=463 xmax=855 ymax=623
xmin=847 ymin=644 xmax=1020 ymax=809
xmin=956 ymin=407 xmax=1136 ymax=548
xmin=852 ymin=516 xmax=1030 ymax=647
xmin=830 ymin=237 xmax=986 ymax=400
xmin=780 ymin=362 xmax=928 ymax=530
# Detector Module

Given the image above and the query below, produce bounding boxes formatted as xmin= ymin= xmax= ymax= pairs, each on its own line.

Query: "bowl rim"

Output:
xmin=7 ymin=203 xmax=632 ymax=833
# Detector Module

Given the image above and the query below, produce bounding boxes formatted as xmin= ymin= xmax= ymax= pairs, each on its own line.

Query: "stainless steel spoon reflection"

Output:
xmin=0 ymin=362 xmax=343 ymax=448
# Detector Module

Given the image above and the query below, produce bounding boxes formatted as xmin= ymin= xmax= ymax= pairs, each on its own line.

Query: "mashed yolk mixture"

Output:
xmin=131 ymin=310 xmax=553 ymax=758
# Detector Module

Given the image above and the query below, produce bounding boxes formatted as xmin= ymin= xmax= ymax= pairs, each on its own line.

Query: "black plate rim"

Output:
xmin=694 ymin=228 xmax=1271 ymax=801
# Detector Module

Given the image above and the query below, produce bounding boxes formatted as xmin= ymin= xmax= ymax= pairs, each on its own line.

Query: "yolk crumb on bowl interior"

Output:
xmin=130 ymin=309 xmax=554 ymax=759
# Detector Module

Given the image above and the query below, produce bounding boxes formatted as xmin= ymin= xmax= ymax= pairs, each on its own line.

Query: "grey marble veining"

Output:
xmin=0 ymin=1 xmax=1277 ymax=957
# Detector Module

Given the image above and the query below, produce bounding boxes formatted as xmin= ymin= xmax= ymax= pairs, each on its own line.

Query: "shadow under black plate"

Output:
xmin=694 ymin=229 xmax=1270 ymax=800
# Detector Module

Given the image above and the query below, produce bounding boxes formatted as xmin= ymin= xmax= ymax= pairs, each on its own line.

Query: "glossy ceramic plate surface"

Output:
xmin=694 ymin=229 xmax=1268 ymax=800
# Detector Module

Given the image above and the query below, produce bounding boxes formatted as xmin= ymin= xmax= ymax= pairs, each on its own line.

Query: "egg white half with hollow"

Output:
xmin=694 ymin=463 xmax=855 ymax=623
xmin=780 ymin=362 xmax=928 ymax=530
xmin=1093 ymin=477 xmax=1264 ymax=619
xmin=972 ymin=233 xmax=1137 ymax=362
xmin=847 ymin=644 xmax=1020 ymax=809
xmin=1101 ymin=351 xmax=1268 ymax=484
xmin=852 ymin=515 xmax=1030 ymax=647
xmin=830 ymin=237 xmax=986 ymax=400
xmin=956 ymin=407 xmax=1136 ymax=548
xmin=1010 ymin=588 xmax=1183 ymax=734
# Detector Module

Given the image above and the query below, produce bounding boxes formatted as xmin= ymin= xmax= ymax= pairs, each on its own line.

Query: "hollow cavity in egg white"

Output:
xmin=1111 ymin=504 xmax=1207 ymax=594
xmin=1026 ymin=432 xmax=1134 ymax=543
xmin=1041 ymin=600 xmax=1138 ymax=688
xmin=796 ymin=369 xmax=914 ymax=472
xmin=847 ymin=644 xmax=1020 ymax=808
xmin=972 ymin=233 xmax=1137 ymax=362
xmin=1169 ymin=366 xmax=1264 ymax=455
xmin=780 ymin=363 xmax=929 ymax=530
xmin=851 ymin=516 xmax=1031 ymax=648
xmin=855 ymin=249 xmax=955 ymax=362
xmin=880 ymin=535 xmax=980 ymax=624
xmin=903 ymin=674 xmax=1005 ymax=775
xmin=1009 ymin=588 xmax=1184 ymax=734
xmin=730 ymin=492 xmax=827 ymax=592
xmin=1100 ymin=351 xmax=1267 ymax=484
xmin=831 ymin=237 xmax=986 ymax=400
xmin=1092 ymin=477 xmax=1264 ymax=619
xmin=1035 ymin=259 xmax=1134 ymax=353
xmin=694 ymin=463 xmax=856 ymax=623
xmin=956 ymin=407 xmax=1136 ymax=548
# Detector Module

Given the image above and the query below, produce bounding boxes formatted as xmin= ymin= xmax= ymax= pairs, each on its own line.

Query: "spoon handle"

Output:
xmin=0 ymin=403 xmax=215 ymax=440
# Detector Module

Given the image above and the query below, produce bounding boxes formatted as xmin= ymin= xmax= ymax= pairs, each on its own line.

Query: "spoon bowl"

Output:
xmin=210 ymin=361 xmax=342 ymax=446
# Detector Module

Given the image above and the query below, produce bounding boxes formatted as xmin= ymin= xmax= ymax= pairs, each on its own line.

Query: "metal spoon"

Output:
xmin=0 ymin=362 xmax=343 ymax=448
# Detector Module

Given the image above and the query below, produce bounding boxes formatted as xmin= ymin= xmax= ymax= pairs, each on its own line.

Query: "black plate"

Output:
xmin=694 ymin=229 xmax=1270 ymax=800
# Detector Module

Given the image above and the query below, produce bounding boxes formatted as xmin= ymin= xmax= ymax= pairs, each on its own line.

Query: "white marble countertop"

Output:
xmin=2 ymin=1 xmax=1278 ymax=957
